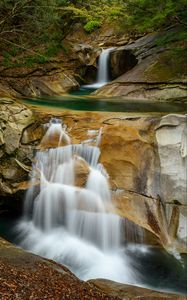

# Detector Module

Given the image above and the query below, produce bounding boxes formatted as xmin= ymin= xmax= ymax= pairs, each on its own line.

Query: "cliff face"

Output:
xmin=0 ymin=98 xmax=186 ymax=253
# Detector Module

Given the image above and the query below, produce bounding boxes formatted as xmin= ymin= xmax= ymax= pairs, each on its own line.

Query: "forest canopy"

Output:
xmin=0 ymin=0 xmax=186 ymax=67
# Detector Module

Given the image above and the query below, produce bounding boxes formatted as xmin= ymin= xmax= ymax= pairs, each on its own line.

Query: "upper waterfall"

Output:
xmin=84 ymin=47 xmax=114 ymax=89
xmin=97 ymin=48 xmax=114 ymax=86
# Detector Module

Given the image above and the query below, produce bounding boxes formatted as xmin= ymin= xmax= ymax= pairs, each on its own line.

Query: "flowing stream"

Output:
xmin=16 ymin=118 xmax=137 ymax=284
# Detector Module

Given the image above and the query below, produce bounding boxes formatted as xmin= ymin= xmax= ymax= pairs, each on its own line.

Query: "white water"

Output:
xmin=84 ymin=47 xmax=115 ymax=89
xmin=17 ymin=119 xmax=139 ymax=284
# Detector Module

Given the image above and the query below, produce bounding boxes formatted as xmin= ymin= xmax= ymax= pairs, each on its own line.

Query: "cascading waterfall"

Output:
xmin=17 ymin=118 xmax=138 ymax=284
xmin=84 ymin=47 xmax=114 ymax=89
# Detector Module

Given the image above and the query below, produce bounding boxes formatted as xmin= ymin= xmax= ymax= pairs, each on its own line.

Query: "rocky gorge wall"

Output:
xmin=0 ymin=26 xmax=186 ymax=101
xmin=0 ymin=98 xmax=186 ymax=254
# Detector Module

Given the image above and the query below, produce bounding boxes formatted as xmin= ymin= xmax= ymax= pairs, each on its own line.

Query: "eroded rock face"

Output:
xmin=0 ymin=99 xmax=34 ymax=154
xmin=23 ymin=74 xmax=80 ymax=97
xmin=99 ymin=116 xmax=159 ymax=196
xmin=155 ymin=114 xmax=187 ymax=251
xmin=156 ymin=114 xmax=187 ymax=205
xmin=113 ymin=190 xmax=170 ymax=247
xmin=0 ymin=98 xmax=41 ymax=209
xmin=113 ymin=189 xmax=187 ymax=253
xmin=110 ymin=49 xmax=138 ymax=79
xmin=0 ymin=98 xmax=35 ymax=202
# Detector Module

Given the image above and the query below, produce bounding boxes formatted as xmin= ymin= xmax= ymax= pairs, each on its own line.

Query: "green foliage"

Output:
xmin=25 ymin=55 xmax=48 ymax=67
xmin=2 ymin=51 xmax=12 ymax=68
xmin=84 ymin=20 xmax=101 ymax=33
xmin=121 ymin=0 xmax=187 ymax=32
xmin=0 ymin=0 xmax=186 ymax=69
xmin=63 ymin=6 xmax=92 ymax=22
xmin=156 ymin=30 xmax=187 ymax=46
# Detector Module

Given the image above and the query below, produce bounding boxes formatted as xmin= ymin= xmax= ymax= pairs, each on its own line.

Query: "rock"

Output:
xmin=21 ymin=122 xmax=45 ymax=145
xmin=112 ymin=190 xmax=171 ymax=249
xmin=73 ymin=43 xmax=93 ymax=53
xmin=99 ymin=116 xmax=159 ymax=196
xmin=166 ymin=203 xmax=187 ymax=251
xmin=0 ymin=83 xmax=19 ymax=98
xmin=94 ymin=81 xmax=187 ymax=100
xmin=0 ymin=101 xmax=34 ymax=154
xmin=0 ymin=62 xmax=80 ymax=97
xmin=156 ymin=114 xmax=187 ymax=205
xmin=0 ymin=99 xmax=35 ymax=205
xmin=23 ymin=75 xmax=80 ymax=97
xmin=74 ymin=157 xmax=90 ymax=187
xmin=110 ymin=49 xmax=138 ymax=79
xmin=90 ymin=279 xmax=187 ymax=300
xmin=82 ymin=65 xmax=97 ymax=83
xmin=0 ymin=129 xmax=4 ymax=146
xmin=38 ymin=125 xmax=70 ymax=150
xmin=0 ymin=238 xmax=119 ymax=300
xmin=59 ymin=73 xmax=80 ymax=92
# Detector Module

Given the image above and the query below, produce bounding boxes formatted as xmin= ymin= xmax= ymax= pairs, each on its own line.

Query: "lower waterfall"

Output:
xmin=16 ymin=118 xmax=139 ymax=284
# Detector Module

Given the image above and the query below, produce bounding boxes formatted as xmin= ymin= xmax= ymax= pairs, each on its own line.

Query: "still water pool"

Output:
xmin=21 ymin=87 xmax=187 ymax=114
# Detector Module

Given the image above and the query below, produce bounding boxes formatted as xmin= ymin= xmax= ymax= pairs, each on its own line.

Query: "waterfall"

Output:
xmin=17 ymin=118 xmax=138 ymax=284
xmin=84 ymin=47 xmax=114 ymax=89
xmin=97 ymin=48 xmax=113 ymax=85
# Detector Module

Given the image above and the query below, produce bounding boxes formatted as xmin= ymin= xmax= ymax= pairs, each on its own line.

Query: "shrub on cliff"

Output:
xmin=84 ymin=20 xmax=102 ymax=33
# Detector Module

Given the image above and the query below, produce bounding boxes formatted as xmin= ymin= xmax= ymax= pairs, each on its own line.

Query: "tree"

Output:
xmin=121 ymin=0 xmax=187 ymax=32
